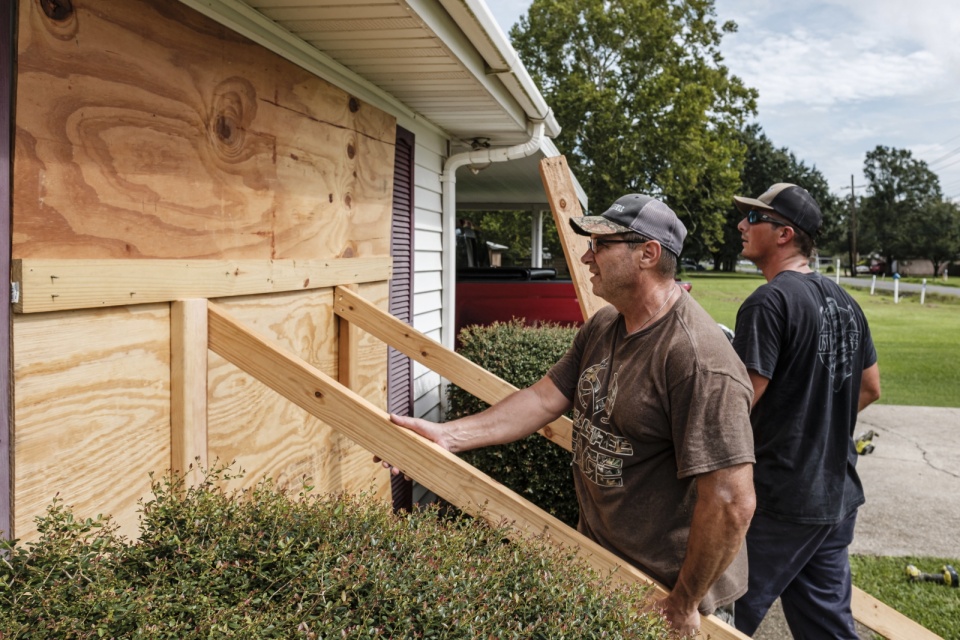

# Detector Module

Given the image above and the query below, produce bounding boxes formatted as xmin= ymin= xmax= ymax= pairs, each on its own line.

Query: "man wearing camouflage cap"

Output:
xmin=389 ymin=194 xmax=756 ymax=636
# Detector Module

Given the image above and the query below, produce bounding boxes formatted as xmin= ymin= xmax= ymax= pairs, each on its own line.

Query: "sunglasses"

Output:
xmin=747 ymin=210 xmax=791 ymax=228
xmin=587 ymin=237 xmax=645 ymax=253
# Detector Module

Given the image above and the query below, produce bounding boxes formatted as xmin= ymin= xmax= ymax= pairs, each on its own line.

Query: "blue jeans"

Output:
xmin=735 ymin=510 xmax=859 ymax=639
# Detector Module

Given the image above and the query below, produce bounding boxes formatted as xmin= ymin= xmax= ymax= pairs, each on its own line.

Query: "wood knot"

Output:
xmin=346 ymin=143 xmax=356 ymax=159
xmin=559 ymin=198 xmax=567 ymax=209
xmin=348 ymin=97 xmax=360 ymax=113
xmin=40 ymin=0 xmax=73 ymax=21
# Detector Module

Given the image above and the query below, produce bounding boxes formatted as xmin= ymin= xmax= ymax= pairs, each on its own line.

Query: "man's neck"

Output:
xmin=619 ymin=278 xmax=680 ymax=334
xmin=757 ymin=252 xmax=813 ymax=283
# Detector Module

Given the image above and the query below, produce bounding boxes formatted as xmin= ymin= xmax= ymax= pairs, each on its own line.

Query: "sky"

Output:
xmin=483 ymin=0 xmax=960 ymax=203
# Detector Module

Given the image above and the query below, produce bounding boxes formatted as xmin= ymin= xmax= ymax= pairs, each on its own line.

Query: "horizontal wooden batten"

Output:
xmin=12 ymin=257 xmax=392 ymax=313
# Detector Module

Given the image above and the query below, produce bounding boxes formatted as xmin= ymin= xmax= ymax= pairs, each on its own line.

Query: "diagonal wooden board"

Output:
xmin=333 ymin=286 xmax=572 ymax=451
xmin=537 ymin=155 xmax=941 ymax=640
xmin=205 ymin=301 xmax=749 ymax=640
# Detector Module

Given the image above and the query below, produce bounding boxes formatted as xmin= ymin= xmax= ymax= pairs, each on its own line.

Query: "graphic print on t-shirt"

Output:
xmin=818 ymin=297 xmax=861 ymax=391
xmin=571 ymin=357 xmax=634 ymax=487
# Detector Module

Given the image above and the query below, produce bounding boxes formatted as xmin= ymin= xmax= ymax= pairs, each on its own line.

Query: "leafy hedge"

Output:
xmin=447 ymin=320 xmax=580 ymax=527
xmin=0 ymin=466 xmax=669 ymax=639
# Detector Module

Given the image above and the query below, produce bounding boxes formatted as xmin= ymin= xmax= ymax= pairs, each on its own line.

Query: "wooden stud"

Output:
xmin=333 ymin=286 xmax=572 ymax=450
xmin=12 ymin=257 xmax=392 ymax=313
xmin=170 ymin=299 xmax=209 ymax=487
xmin=205 ymin=301 xmax=747 ymax=640
xmin=337 ymin=284 xmax=360 ymax=391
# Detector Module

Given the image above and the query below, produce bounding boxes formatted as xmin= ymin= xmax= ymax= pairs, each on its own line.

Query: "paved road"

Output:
xmin=836 ymin=275 xmax=960 ymax=298
xmin=752 ymin=403 xmax=960 ymax=639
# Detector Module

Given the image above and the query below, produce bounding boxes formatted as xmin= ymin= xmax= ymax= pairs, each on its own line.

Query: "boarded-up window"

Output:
xmin=389 ymin=126 xmax=415 ymax=511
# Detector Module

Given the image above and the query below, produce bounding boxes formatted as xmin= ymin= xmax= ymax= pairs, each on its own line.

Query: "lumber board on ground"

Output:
xmin=538 ymin=156 xmax=607 ymax=320
xmin=852 ymin=587 xmax=942 ymax=640
xmin=12 ymin=257 xmax=392 ymax=313
xmin=14 ymin=0 xmax=395 ymax=261
xmin=206 ymin=301 xmax=747 ymax=640
xmin=333 ymin=286 xmax=573 ymax=450
xmin=170 ymin=299 xmax=209 ymax=487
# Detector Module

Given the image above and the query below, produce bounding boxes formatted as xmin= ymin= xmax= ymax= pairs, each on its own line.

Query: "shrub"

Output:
xmin=447 ymin=320 xmax=579 ymax=527
xmin=0 ymin=466 xmax=668 ymax=639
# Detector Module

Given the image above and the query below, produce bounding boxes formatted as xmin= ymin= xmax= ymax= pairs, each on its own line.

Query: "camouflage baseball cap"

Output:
xmin=733 ymin=183 xmax=822 ymax=237
xmin=569 ymin=194 xmax=687 ymax=257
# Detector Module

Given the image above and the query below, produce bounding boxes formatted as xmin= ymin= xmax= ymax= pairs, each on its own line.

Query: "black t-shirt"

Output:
xmin=733 ymin=271 xmax=877 ymax=524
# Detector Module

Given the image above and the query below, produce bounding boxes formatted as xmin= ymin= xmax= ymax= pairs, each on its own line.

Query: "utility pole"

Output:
xmin=841 ymin=175 xmax=866 ymax=276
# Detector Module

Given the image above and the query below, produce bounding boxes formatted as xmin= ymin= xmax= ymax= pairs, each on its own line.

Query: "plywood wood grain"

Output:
xmin=13 ymin=305 xmax=171 ymax=542
xmin=13 ymin=0 xmax=395 ymax=260
xmin=207 ymin=285 xmax=388 ymax=500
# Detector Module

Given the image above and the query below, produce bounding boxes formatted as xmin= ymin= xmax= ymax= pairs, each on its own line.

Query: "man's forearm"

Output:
xmin=666 ymin=463 xmax=755 ymax=612
xmin=444 ymin=377 xmax=571 ymax=453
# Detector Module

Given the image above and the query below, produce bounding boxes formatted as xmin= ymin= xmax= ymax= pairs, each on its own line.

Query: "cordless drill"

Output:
xmin=905 ymin=564 xmax=959 ymax=587
xmin=855 ymin=430 xmax=878 ymax=455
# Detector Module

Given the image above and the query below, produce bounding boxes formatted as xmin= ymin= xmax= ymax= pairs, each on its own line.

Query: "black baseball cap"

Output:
xmin=733 ymin=183 xmax=822 ymax=237
xmin=569 ymin=194 xmax=687 ymax=257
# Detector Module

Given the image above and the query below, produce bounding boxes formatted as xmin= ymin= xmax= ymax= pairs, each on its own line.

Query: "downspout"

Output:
xmin=440 ymin=121 xmax=545 ymax=351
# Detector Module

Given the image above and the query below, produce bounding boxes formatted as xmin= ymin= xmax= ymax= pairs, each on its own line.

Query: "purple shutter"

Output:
xmin=389 ymin=126 xmax=415 ymax=511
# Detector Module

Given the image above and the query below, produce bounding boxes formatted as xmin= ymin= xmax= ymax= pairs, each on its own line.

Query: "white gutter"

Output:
xmin=437 ymin=0 xmax=561 ymax=138
xmin=440 ymin=121 xmax=546 ymax=350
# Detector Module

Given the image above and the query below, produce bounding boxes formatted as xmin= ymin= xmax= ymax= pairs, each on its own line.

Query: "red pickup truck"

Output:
xmin=455 ymin=266 xmax=692 ymax=335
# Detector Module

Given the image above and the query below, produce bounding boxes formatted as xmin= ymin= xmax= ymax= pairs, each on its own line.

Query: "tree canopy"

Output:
xmin=710 ymin=124 xmax=838 ymax=271
xmin=859 ymin=145 xmax=956 ymax=274
xmin=511 ymin=0 xmax=757 ymax=255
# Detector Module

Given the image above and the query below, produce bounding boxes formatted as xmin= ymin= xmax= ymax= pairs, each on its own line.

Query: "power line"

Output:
xmin=928 ymin=144 xmax=960 ymax=168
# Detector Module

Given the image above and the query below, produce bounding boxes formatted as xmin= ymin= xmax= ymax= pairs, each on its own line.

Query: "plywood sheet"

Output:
xmin=207 ymin=284 xmax=388 ymax=500
xmin=13 ymin=0 xmax=396 ymax=260
xmin=13 ymin=305 xmax=171 ymax=542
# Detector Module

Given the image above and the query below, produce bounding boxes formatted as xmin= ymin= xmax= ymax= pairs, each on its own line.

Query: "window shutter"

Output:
xmin=388 ymin=126 xmax=415 ymax=511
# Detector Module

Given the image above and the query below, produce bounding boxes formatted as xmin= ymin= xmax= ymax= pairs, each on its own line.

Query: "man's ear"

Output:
xmin=776 ymin=226 xmax=796 ymax=247
xmin=638 ymin=239 xmax=663 ymax=266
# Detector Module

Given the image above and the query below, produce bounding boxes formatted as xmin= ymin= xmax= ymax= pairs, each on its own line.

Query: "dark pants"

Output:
xmin=735 ymin=510 xmax=859 ymax=639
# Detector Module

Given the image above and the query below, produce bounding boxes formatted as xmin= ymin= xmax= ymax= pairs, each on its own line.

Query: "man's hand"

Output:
xmin=372 ymin=414 xmax=450 ymax=476
xmin=644 ymin=594 xmax=700 ymax=637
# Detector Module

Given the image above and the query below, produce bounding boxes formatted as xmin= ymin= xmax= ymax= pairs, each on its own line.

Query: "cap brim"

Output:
xmin=733 ymin=195 xmax=776 ymax=215
xmin=569 ymin=215 xmax=633 ymax=236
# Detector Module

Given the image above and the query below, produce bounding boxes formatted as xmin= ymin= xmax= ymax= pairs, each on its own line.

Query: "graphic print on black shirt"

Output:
xmin=817 ymin=297 xmax=861 ymax=392
xmin=571 ymin=357 xmax=634 ymax=487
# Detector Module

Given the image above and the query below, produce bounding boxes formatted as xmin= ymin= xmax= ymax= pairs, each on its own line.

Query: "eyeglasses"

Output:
xmin=587 ymin=237 xmax=643 ymax=253
xmin=747 ymin=210 xmax=792 ymax=228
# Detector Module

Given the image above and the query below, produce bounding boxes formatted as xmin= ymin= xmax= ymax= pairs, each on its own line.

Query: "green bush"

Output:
xmin=0 ymin=466 xmax=668 ymax=639
xmin=447 ymin=320 xmax=579 ymax=527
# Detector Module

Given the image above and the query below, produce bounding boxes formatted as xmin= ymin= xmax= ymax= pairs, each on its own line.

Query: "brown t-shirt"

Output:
xmin=547 ymin=291 xmax=755 ymax=613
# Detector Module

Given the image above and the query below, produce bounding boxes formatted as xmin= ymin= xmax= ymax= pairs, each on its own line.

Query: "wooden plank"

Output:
xmin=333 ymin=286 xmax=572 ymax=450
xmin=205 ymin=301 xmax=749 ymax=639
xmin=538 ymin=156 xmax=607 ymax=320
xmin=14 ymin=0 xmax=395 ymax=261
xmin=206 ymin=287 xmax=386 ymax=501
xmin=170 ymin=299 xmax=209 ymax=486
xmin=338 ymin=285 xmax=360 ymax=391
xmin=852 ymin=587 xmax=942 ymax=640
xmin=12 ymin=257 xmax=392 ymax=313
xmin=12 ymin=306 xmax=171 ymax=543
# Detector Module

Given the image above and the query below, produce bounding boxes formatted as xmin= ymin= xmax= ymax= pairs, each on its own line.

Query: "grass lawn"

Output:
xmin=686 ymin=271 xmax=960 ymax=408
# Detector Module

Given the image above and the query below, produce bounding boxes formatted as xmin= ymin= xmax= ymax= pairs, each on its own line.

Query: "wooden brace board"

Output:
xmin=12 ymin=257 xmax=391 ymax=313
xmin=538 ymin=156 xmax=940 ymax=640
xmin=206 ymin=301 xmax=750 ymax=639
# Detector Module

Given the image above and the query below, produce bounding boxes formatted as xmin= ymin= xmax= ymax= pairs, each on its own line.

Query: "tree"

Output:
xmin=914 ymin=199 xmax=960 ymax=276
xmin=511 ymin=0 xmax=757 ymax=256
xmin=712 ymin=125 xmax=838 ymax=271
xmin=860 ymin=145 xmax=943 ymax=274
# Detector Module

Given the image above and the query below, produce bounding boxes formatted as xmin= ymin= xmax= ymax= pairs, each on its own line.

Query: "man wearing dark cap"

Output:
xmin=389 ymin=194 xmax=756 ymax=636
xmin=730 ymin=183 xmax=882 ymax=638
